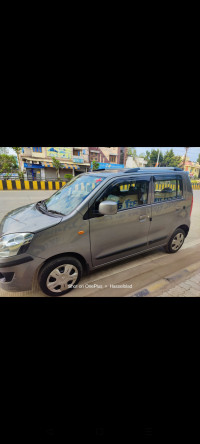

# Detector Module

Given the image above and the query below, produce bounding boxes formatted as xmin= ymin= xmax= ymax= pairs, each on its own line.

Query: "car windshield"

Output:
xmin=44 ymin=174 xmax=105 ymax=216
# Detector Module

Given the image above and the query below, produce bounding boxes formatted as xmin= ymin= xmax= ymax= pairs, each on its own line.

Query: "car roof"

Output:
xmin=87 ymin=167 xmax=186 ymax=178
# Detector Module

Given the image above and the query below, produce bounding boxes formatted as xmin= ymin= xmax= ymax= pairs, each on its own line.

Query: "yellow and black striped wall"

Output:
xmin=0 ymin=179 xmax=68 ymax=191
xmin=0 ymin=179 xmax=200 ymax=191
xmin=191 ymin=183 xmax=200 ymax=189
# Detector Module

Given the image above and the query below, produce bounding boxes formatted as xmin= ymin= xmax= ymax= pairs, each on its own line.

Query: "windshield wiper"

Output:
xmin=46 ymin=209 xmax=65 ymax=216
xmin=36 ymin=201 xmax=47 ymax=213
xmin=41 ymin=200 xmax=47 ymax=209
xmin=36 ymin=201 xmax=64 ymax=216
xmin=37 ymin=200 xmax=47 ymax=209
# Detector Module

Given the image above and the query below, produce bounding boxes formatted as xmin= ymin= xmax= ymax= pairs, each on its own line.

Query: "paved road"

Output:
xmin=159 ymin=268 xmax=200 ymax=297
xmin=0 ymin=190 xmax=54 ymax=221
xmin=0 ymin=190 xmax=200 ymax=297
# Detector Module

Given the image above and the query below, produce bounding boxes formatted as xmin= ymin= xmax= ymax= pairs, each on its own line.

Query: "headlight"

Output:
xmin=0 ymin=233 xmax=34 ymax=258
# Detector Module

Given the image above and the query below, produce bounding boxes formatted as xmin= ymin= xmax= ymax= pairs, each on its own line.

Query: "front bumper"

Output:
xmin=0 ymin=254 xmax=44 ymax=292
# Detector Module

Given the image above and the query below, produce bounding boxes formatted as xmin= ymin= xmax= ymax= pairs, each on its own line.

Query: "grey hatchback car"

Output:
xmin=0 ymin=167 xmax=193 ymax=296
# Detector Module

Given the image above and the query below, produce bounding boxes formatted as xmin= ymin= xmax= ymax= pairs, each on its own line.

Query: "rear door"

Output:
xmin=148 ymin=174 xmax=186 ymax=247
xmin=88 ymin=175 xmax=152 ymax=267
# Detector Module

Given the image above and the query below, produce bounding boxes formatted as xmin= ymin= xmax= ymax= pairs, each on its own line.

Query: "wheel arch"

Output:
xmin=38 ymin=252 xmax=89 ymax=277
xmin=176 ymin=224 xmax=190 ymax=238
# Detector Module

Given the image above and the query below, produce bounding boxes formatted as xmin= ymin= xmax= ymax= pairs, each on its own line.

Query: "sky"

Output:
xmin=6 ymin=147 xmax=200 ymax=162
xmin=134 ymin=147 xmax=200 ymax=162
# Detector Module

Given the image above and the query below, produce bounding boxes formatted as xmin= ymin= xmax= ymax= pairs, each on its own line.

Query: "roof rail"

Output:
xmin=150 ymin=167 xmax=183 ymax=171
xmin=124 ymin=168 xmax=140 ymax=173
xmin=90 ymin=168 xmax=106 ymax=171
xmin=124 ymin=167 xmax=184 ymax=172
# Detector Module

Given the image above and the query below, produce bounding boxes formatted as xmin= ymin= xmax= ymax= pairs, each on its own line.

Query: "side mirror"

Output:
xmin=99 ymin=201 xmax=118 ymax=215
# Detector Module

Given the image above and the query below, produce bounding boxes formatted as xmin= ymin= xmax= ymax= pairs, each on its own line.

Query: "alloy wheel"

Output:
xmin=171 ymin=233 xmax=184 ymax=251
xmin=46 ymin=264 xmax=78 ymax=293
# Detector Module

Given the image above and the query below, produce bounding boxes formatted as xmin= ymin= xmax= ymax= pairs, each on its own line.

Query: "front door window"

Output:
xmin=93 ymin=179 xmax=149 ymax=214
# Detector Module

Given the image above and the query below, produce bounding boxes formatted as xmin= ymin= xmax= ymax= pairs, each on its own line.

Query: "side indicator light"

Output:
xmin=78 ymin=231 xmax=85 ymax=235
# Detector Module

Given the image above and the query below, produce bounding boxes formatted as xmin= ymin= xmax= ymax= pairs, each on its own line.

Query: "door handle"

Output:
xmin=139 ymin=215 xmax=152 ymax=222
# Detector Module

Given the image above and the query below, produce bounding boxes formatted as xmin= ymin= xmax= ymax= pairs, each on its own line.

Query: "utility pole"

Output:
xmin=155 ymin=148 xmax=160 ymax=167
xmin=183 ymin=147 xmax=189 ymax=170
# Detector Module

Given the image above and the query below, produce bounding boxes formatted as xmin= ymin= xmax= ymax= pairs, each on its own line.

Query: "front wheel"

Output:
xmin=165 ymin=228 xmax=185 ymax=254
xmin=39 ymin=256 xmax=83 ymax=296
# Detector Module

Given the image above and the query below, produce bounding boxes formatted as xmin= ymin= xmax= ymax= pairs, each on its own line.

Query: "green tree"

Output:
xmin=145 ymin=149 xmax=164 ymax=167
xmin=128 ymin=148 xmax=137 ymax=158
xmin=197 ymin=153 xmax=200 ymax=164
xmin=162 ymin=149 xmax=182 ymax=167
xmin=0 ymin=154 xmax=18 ymax=176
xmin=12 ymin=147 xmax=24 ymax=178
xmin=92 ymin=161 xmax=100 ymax=170
xmin=144 ymin=150 xmax=151 ymax=163
xmin=12 ymin=147 xmax=21 ymax=170
xmin=52 ymin=157 xmax=62 ymax=179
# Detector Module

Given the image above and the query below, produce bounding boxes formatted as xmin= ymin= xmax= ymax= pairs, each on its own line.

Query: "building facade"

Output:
xmin=89 ymin=147 xmax=120 ymax=164
xmin=180 ymin=156 xmax=200 ymax=178
xmin=20 ymin=147 xmax=90 ymax=180
xmin=184 ymin=160 xmax=200 ymax=178
xmin=89 ymin=147 xmax=126 ymax=168
xmin=126 ymin=156 xmax=147 ymax=168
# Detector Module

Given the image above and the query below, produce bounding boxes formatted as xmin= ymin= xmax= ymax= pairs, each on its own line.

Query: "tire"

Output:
xmin=39 ymin=256 xmax=83 ymax=296
xmin=164 ymin=228 xmax=185 ymax=254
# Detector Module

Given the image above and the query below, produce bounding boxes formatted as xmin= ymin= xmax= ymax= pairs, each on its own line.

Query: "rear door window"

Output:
xmin=177 ymin=179 xmax=183 ymax=198
xmin=153 ymin=176 xmax=183 ymax=202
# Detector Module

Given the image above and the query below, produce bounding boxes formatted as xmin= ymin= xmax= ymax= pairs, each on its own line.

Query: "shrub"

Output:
xmin=64 ymin=174 xmax=73 ymax=181
xmin=92 ymin=161 xmax=100 ymax=170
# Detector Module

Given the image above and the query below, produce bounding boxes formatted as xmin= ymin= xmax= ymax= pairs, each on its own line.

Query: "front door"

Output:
xmin=89 ymin=176 xmax=152 ymax=267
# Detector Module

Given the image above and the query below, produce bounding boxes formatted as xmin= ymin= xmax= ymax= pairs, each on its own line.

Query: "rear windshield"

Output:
xmin=45 ymin=174 xmax=105 ymax=216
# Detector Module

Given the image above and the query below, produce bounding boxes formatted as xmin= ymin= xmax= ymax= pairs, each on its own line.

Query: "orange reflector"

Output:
xmin=78 ymin=231 xmax=85 ymax=235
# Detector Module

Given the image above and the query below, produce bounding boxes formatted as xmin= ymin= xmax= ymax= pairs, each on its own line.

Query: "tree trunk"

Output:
xmin=17 ymin=154 xmax=21 ymax=172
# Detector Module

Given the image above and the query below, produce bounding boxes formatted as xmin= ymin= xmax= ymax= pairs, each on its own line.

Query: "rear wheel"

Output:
xmin=39 ymin=256 xmax=83 ymax=296
xmin=165 ymin=228 xmax=185 ymax=254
